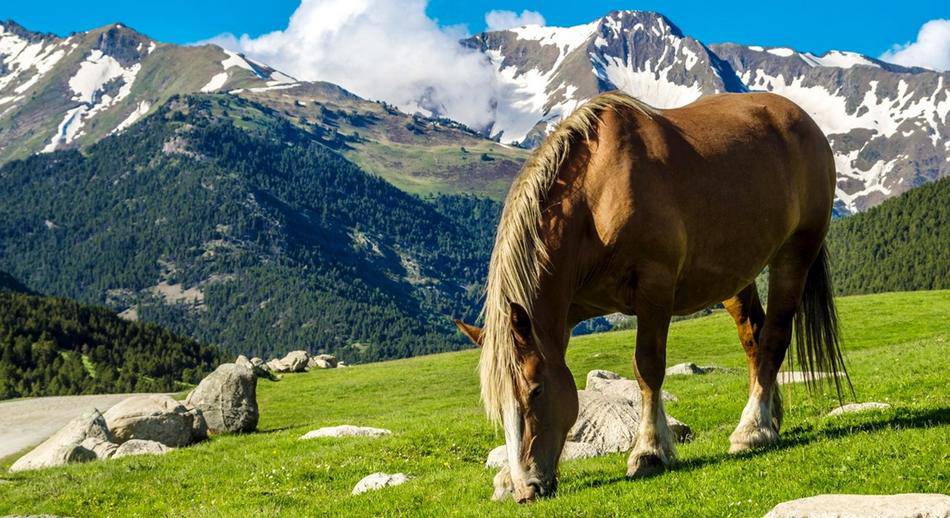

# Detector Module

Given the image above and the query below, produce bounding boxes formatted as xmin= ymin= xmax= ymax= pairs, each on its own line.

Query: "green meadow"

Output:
xmin=1 ymin=290 xmax=948 ymax=516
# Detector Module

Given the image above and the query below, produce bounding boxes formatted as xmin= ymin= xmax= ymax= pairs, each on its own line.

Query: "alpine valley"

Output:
xmin=0 ymin=11 xmax=946 ymax=363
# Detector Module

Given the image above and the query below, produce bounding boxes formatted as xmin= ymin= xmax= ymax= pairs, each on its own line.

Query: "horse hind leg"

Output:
xmin=723 ymin=283 xmax=780 ymax=452
xmin=729 ymin=241 xmax=816 ymax=453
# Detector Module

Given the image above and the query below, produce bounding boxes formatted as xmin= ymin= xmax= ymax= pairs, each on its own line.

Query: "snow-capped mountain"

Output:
xmin=0 ymin=21 xmax=296 ymax=162
xmin=466 ymin=10 xmax=949 ymax=213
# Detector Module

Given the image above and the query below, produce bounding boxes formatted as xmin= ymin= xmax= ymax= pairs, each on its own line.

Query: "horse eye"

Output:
xmin=529 ymin=384 xmax=543 ymax=400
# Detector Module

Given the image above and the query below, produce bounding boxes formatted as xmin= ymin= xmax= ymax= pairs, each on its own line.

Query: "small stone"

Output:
xmin=826 ymin=402 xmax=892 ymax=417
xmin=113 ymin=439 xmax=171 ymax=458
xmin=665 ymin=362 xmax=714 ymax=376
xmin=485 ymin=441 xmax=600 ymax=468
xmin=299 ymin=425 xmax=391 ymax=439
xmin=764 ymin=493 xmax=950 ymax=518
xmin=352 ymin=472 xmax=409 ymax=495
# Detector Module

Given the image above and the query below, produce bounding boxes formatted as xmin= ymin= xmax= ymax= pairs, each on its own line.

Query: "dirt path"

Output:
xmin=0 ymin=393 xmax=164 ymax=459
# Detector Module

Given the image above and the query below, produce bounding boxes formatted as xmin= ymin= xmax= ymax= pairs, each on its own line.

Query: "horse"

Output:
xmin=454 ymin=90 xmax=849 ymax=503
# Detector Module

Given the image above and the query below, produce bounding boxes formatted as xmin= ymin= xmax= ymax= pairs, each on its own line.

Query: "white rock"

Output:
xmin=665 ymin=362 xmax=714 ymax=376
xmin=585 ymin=370 xmax=677 ymax=404
xmin=280 ymin=350 xmax=310 ymax=372
xmin=485 ymin=441 xmax=600 ymax=468
xmin=351 ymin=472 xmax=409 ymax=495
xmin=103 ymin=394 xmax=206 ymax=447
xmin=113 ymin=439 xmax=171 ymax=458
xmin=826 ymin=402 xmax=892 ymax=417
xmin=568 ymin=390 xmax=691 ymax=453
xmin=777 ymin=371 xmax=838 ymax=384
xmin=79 ymin=437 xmax=119 ymax=460
xmin=764 ymin=493 xmax=950 ymax=518
xmin=10 ymin=409 xmax=113 ymax=472
xmin=299 ymin=425 xmax=391 ymax=440
xmin=185 ymin=363 xmax=258 ymax=435
xmin=308 ymin=354 xmax=338 ymax=369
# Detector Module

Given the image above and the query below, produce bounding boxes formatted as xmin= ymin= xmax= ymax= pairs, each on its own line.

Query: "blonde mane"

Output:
xmin=479 ymin=91 xmax=655 ymax=423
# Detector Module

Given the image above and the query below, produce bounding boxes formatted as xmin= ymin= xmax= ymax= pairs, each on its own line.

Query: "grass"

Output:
xmin=1 ymin=290 xmax=947 ymax=516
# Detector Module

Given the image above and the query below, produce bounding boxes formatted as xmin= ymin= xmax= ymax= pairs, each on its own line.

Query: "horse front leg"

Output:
xmin=627 ymin=300 xmax=676 ymax=478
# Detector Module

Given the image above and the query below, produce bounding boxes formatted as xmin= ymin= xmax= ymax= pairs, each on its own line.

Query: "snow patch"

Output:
xmin=766 ymin=47 xmax=795 ymax=57
xmin=201 ymin=72 xmax=228 ymax=92
xmin=113 ymin=100 xmax=152 ymax=133
xmin=802 ymin=50 xmax=879 ymax=69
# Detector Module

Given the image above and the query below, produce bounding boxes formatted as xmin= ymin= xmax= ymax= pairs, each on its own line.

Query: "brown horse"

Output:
xmin=455 ymin=91 xmax=849 ymax=502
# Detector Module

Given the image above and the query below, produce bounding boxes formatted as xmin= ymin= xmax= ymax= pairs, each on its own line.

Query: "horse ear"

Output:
xmin=508 ymin=302 xmax=533 ymax=346
xmin=454 ymin=320 xmax=483 ymax=346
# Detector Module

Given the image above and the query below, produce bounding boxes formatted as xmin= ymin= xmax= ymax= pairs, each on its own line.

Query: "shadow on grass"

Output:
xmin=568 ymin=406 xmax=949 ymax=494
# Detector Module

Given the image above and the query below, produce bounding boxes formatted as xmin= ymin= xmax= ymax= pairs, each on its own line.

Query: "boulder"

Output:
xmin=485 ymin=441 xmax=600 ymax=468
xmin=568 ymin=389 xmax=691 ymax=453
xmin=113 ymin=439 xmax=171 ymax=458
xmin=826 ymin=402 xmax=892 ymax=417
xmin=351 ymin=472 xmax=409 ymax=495
xmin=299 ymin=425 xmax=391 ymax=440
xmin=308 ymin=354 xmax=338 ymax=369
xmin=10 ymin=409 xmax=113 ymax=472
xmin=238 ymin=354 xmax=277 ymax=379
xmin=185 ymin=363 xmax=259 ymax=434
xmin=103 ymin=394 xmax=206 ymax=447
xmin=280 ymin=350 xmax=310 ymax=372
xmin=585 ymin=369 xmax=677 ymax=404
xmin=665 ymin=362 xmax=714 ymax=376
xmin=266 ymin=358 xmax=287 ymax=373
xmin=764 ymin=493 xmax=950 ymax=518
xmin=235 ymin=354 xmax=252 ymax=369
xmin=79 ymin=437 xmax=119 ymax=460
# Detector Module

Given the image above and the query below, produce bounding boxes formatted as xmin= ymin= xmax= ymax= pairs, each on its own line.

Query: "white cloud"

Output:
xmin=880 ymin=19 xmax=950 ymax=71
xmin=201 ymin=0 xmax=502 ymax=129
xmin=484 ymin=9 xmax=546 ymax=31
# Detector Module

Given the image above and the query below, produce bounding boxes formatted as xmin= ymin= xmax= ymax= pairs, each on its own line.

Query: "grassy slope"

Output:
xmin=1 ymin=291 xmax=947 ymax=516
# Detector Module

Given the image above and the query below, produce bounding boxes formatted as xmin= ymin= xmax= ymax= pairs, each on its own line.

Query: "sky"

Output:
xmin=4 ymin=1 xmax=947 ymax=130
xmin=3 ymin=0 xmax=946 ymax=58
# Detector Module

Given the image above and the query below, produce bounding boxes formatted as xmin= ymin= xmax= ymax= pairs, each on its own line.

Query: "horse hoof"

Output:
xmin=626 ymin=453 xmax=667 ymax=478
xmin=729 ymin=426 xmax=778 ymax=453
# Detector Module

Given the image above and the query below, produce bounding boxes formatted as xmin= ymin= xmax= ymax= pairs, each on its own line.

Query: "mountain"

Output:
xmin=0 ymin=270 xmax=222 ymax=399
xmin=0 ymin=20 xmax=527 ymax=199
xmin=0 ymin=93 xmax=502 ymax=361
xmin=827 ymin=177 xmax=949 ymax=295
xmin=465 ymin=10 xmax=949 ymax=213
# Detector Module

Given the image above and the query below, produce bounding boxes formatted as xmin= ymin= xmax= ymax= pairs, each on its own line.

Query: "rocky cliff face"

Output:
xmin=466 ymin=11 xmax=949 ymax=213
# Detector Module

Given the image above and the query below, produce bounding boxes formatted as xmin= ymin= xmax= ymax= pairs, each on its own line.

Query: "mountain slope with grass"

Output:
xmin=0 ymin=290 xmax=946 ymax=515
xmin=827 ymin=177 xmax=949 ymax=294
xmin=0 ymin=271 xmax=222 ymax=399
xmin=0 ymin=94 xmax=501 ymax=362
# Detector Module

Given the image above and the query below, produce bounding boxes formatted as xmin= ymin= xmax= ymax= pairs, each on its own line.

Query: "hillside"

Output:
xmin=1 ymin=290 xmax=946 ymax=515
xmin=827 ymin=177 xmax=949 ymax=294
xmin=0 ymin=271 xmax=221 ymax=399
xmin=0 ymin=94 xmax=502 ymax=361
xmin=0 ymin=21 xmax=527 ymax=199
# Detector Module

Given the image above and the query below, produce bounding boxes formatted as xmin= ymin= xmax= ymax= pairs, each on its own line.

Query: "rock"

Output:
xmin=568 ymin=390 xmax=691 ymax=453
xmin=665 ymin=362 xmax=714 ymax=376
xmin=185 ymin=363 xmax=259 ymax=434
xmin=112 ymin=439 xmax=171 ymax=458
xmin=585 ymin=369 xmax=677 ymax=404
xmin=485 ymin=441 xmax=600 ymax=468
xmin=337 ymin=361 xmax=348 ymax=368
xmin=307 ymin=354 xmax=338 ymax=369
xmin=266 ymin=358 xmax=287 ymax=373
xmin=238 ymin=354 xmax=277 ymax=379
xmin=777 ymin=371 xmax=838 ymax=384
xmin=764 ymin=493 xmax=950 ymax=518
xmin=235 ymin=354 xmax=252 ymax=369
xmin=351 ymin=472 xmax=409 ymax=495
xmin=10 ymin=409 xmax=113 ymax=472
xmin=103 ymin=394 xmax=205 ymax=447
xmin=79 ymin=437 xmax=119 ymax=460
xmin=299 ymin=425 xmax=391 ymax=439
xmin=826 ymin=402 xmax=892 ymax=417
xmin=281 ymin=350 xmax=310 ymax=372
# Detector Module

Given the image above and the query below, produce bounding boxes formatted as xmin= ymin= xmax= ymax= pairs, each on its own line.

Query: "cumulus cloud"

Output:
xmin=484 ymin=9 xmax=546 ymax=31
xmin=880 ymin=19 xmax=950 ymax=71
xmin=202 ymin=0 xmax=504 ymax=129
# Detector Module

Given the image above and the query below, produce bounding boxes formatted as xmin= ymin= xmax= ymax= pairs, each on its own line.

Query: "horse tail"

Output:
xmin=792 ymin=243 xmax=853 ymax=400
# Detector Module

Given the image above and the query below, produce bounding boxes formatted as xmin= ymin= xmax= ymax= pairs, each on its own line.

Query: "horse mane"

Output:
xmin=478 ymin=91 xmax=656 ymax=423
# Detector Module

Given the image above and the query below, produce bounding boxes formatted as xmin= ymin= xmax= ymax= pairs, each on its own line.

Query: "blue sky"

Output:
xmin=3 ymin=0 xmax=946 ymax=57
